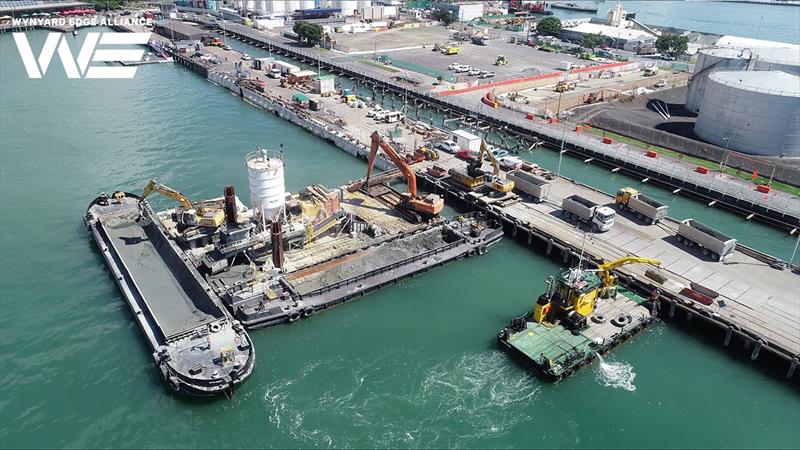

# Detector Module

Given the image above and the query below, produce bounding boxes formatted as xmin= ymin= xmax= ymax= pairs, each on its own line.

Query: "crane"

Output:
xmin=533 ymin=256 xmax=661 ymax=324
xmin=475 ymin=140 xmax=515 ymax=193
xmin=139 ymin=179 xmax=224 ymax=228
xmin=363 ymin=131 xmax=444 ymax=222
xmin=595 ymin=256 xmax=661 ymax=294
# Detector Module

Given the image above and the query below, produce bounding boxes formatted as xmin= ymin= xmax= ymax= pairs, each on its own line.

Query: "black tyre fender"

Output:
xmin=590 ymin=314 xmax=606 ymax=324
xmin=611 ymin=313 xmax=631 ymax=327
xmin=288 ymin=311 xmax=301 ymax=323
xmin=302 ymin=307 xmax=315 ymax=318
xmin=478 ymin=245 xmax=487 ymax=255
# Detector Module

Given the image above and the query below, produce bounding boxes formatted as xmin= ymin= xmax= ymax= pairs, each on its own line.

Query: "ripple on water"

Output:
xmin=257 ymin=350 xmax=540 ymax=448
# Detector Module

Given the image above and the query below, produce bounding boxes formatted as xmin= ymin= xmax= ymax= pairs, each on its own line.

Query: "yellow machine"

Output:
xmin=415 ymin=146 xmax=439 ymax=161
xmin=495 ymin=55 xmax=508 ymax=66
xmin=444 ymin=46 xmax=460 ymax=55
xmin=555 ymin=81 xmax=576 ymax=93
xmin=477 ymin=140 xmax=515 ymax=193
xmin=643 ymin=66 xmax=659 ymax=77
xmin=140 ymin=179 xmax=225 ymax=228
xmin=533 ymin=257 xmax=661 ymax=324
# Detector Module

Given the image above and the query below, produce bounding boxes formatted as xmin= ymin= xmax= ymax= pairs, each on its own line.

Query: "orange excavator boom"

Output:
xmin=364 ymin=131 xmax=444 ymax=220
xmin=367 ymin=131 xmax=418 ymax=196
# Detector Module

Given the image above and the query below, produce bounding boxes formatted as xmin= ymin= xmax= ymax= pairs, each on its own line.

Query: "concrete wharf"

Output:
xmin=214 ymin=22 xmax=800 ymax=231
xmin=160 ymin=35 xmax=800 ymax=378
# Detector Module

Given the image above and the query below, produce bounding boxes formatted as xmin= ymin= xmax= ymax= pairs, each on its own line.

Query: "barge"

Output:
xmin=87 ymin=146 xmax=501 ymax=394
xmin=498 ymin=257 xmax=660 ymax=380
xmin=85 ymin=192 xmax=255 ymax=396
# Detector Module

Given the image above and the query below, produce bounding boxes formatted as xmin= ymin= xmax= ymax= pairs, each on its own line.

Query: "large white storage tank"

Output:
xmin=693 ymin=71 xmax=800 ymax=157
xmin=267 ymin=0 xmax=285 ymax=14
xmin=252 ymin=0 xmax=268 ymax=14
xmin=336 ymin=0 xmax=359 ymax=15
xmin=357 ymin=0 xmax=372 ymax=10
xmin=284 ymin=0 xmax=301 ymax=12
xmin=247 ymin=148 xmax=286 ymax=221
xmin=299 ymin=0 xmax=316 ymax=10
xmin=686 ymin=48 xmax=750 ymax=113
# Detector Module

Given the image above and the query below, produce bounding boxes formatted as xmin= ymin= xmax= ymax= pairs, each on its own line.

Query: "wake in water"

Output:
xmin=595 ymin=353 xmax=637 ymax=392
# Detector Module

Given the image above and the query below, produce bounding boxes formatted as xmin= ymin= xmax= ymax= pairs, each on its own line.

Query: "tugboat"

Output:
xmin=498 ymin=257 xmax=660 ymax=380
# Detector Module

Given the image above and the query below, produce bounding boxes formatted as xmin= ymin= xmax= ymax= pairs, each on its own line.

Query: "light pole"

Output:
xmin=789 ymin=232 xmax=800 ymax=269
xmin=557 ymin=111 xmax=571 ymax=178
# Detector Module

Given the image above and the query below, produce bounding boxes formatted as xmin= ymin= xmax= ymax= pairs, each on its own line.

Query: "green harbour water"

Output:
xmin=1 ymin=27 xmax=799 ymax=448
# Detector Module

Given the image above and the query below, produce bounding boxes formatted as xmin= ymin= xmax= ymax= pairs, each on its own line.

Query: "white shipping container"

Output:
xmin=274 ymin=60 xmax=300 ymax=74
xmin=451 ymin=129 xmax=481 ymax=152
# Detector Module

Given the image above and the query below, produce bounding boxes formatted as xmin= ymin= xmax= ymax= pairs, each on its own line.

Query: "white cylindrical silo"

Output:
xmin=693 ymin=70 xmax=800 ymax=157
xmin=268 ymin=0 xmax=285 ymax=15
xmin=299 ymin=0 xmax=316 ymax=10
xmin=285 ymin=0 xmax=301 ymax=12
xmin=247 ymin=148 xmax=286 ymax=221
xmin=253 ymin=0 xmax=268 ymax=14
xmin=337 ymin=0 xmax=358 ymax=15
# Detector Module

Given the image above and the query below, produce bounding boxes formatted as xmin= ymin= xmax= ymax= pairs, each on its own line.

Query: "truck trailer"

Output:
xmin=562 ymin=195 xmax=615 ymax=232
xmin=508 ymin=170 xmax=551 ymax=203
xmin=615 ymin=187 xmax=669 ymax=224
xmin=676 ymin=219 xmax=737 ymax=261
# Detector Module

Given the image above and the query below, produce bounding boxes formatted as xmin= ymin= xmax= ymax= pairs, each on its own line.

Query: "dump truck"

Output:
xmin=615 ymin=187 xmax=669 ymax=224
xmin=507 ymin=170 xmax=551 ymax=203
xmin=676 ymin=219 xmax=737 ymax=262
xmin=562 ymin=195 xmax=615 ymax=232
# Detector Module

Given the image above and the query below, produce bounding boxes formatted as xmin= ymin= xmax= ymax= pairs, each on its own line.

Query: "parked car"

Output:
xmin=479 ymin=71 xmax=496 ymax=78
xmin=448 ymin=63 xmax=462 ymax=70
xmin=367 ymin=106 xmax=384 ymax=118
xmin=491 ymin=148 xmax=509 ymax=159
xmin=241 ymin=53 xmax=251 ymax=60
xmin=468 ymin=69 xmax=481 ymax=76
xmin=456 ymin=65 xmax=471 ymax=73
xmin=498 ymin=155 xmax=524 ymax=171
xmin=222 ymin=44 xmax=232 ymax=50
xmin=434 ymin=139 xmax=460 ymax=154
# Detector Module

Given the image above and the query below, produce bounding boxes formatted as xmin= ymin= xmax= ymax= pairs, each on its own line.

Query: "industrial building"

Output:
xmin=430 ymin=2 xmax=485 ymax=21
xmin=154 ymin=19 xmax=211 ymax=41
xmin=693 ymin=71 xmax=800 ymax=157
xmin=559 ymin=22 xmax=655 ymax=50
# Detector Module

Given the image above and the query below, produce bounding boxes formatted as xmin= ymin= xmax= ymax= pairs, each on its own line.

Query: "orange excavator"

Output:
xmin=358 ymin=131 xmax=444 ymax=223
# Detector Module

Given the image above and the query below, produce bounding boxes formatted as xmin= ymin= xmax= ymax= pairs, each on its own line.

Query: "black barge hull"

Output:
xmin=86 ymin=192 xmax=255 ymax=396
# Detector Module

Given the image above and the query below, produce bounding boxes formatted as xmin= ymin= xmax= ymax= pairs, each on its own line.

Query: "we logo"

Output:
xmin=12 ymin=32 xmax=151 ymax=79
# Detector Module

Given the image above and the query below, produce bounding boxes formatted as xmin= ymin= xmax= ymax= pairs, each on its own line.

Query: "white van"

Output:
xmin=383 ymin=111 xmax=404 ymax=123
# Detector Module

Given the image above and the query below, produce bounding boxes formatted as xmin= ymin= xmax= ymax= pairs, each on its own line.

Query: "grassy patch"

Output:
xmin=587 ymin=127 xmax=800 ymax=196
xmin=359 ymin=60 xmax=401 ymax=73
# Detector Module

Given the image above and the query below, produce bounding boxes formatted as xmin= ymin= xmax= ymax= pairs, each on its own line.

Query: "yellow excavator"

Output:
xmin=477 ymin=140 xmax=515 ymax=193
xmin=140 ymin=179 xmax=225 ymax=228
xmin=533 ymin=256 xmax=661 ymax=324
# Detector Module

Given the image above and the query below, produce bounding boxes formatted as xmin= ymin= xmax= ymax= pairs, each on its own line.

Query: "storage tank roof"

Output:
xmin=700 ymin=46 xmax=800 ymax=66
xmin=714 ymin=35 xmax=800 ymax=66
xmin=709 ymin=70 xmax=800 ymax=97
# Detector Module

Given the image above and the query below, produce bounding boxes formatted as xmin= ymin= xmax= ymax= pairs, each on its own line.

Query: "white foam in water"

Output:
xmin=595 ymin=353 xmax=637 ymax=392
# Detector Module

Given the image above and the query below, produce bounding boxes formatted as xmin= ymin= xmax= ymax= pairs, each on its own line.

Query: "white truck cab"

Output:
xmin=593 ymin=206 xmax=616 ymax=232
